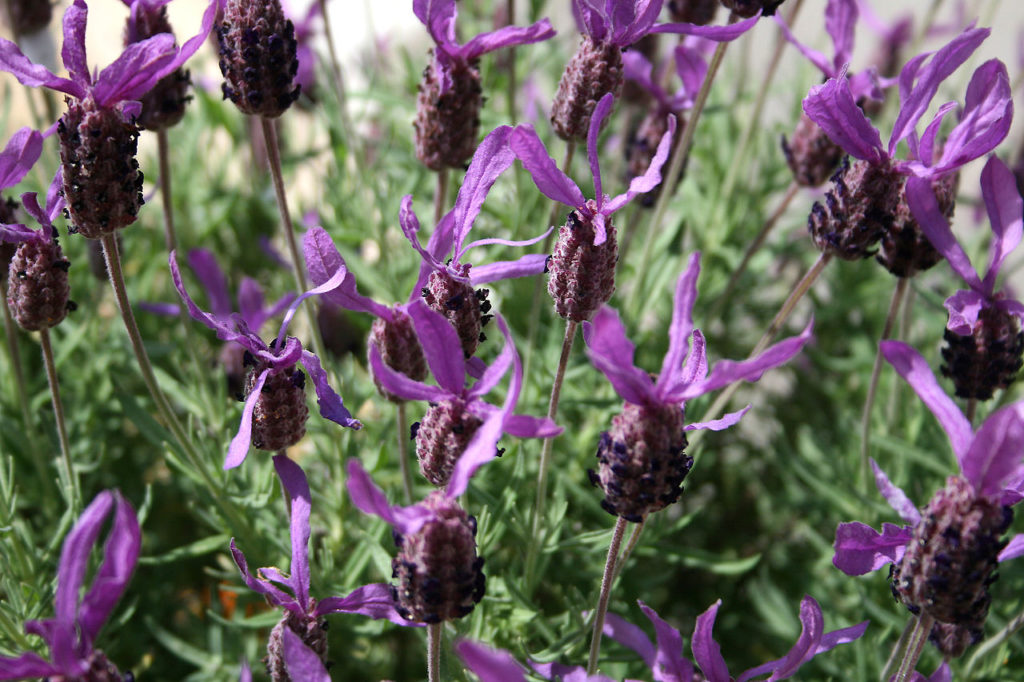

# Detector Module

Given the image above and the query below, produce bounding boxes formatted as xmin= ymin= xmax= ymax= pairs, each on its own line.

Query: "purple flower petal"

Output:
xmin=998 ymin=534 xmax=1024 ymax=562
xmin=691 ymin=601 xmax=731 ymax=682
xmin=229 ymin=538 xmax=297 ymax=611
xmin=905 ymin=176 xmax=982 ymax=293
xmin=450 ymin=126 xmax=515 ymax=260
xmin=803 ymin=70 xmax=885 ymax=163
xmin=400 ymin=196 xmax=445 ymax=284
xmin=413 ymin=0 xmax=457 ymax=50
xmin=871 ymin=459 xmax=921 ymax=524
xmin=224 ymin=369 xmax=268 ymax=470
xmin=623 ymin=51 xmax=666 ymax=109
xmin=461 ymin=19 xmax=556 ymax=60
xmin=300 ymin=350 xmax=361 ymax=429
xmin=980 ymin=155 xmax=1023 ymax=292
xmin=602 ymin=612 xmax=655 ymax=670
xmin=510 ymin=125 xmax=586 ymax=209
xmin=0 ymin=652 xmax=59 ymax=679
xmin=61 ymin=0 xmax=89 ymax=87
xmin=604 ymin=114 xmax=676 ymax=216
xmin=409 ymin=299 xmax=466 ymax=395
xmin=237 ymin=278 xmax=267 ymax=329
xmin=673 ymin=45 xmax=706 ymax=103
xmin=169 ymin=251 xmax=251 ymax=346
xmin=962 ymin=403 xmax=1024 ymax=498
xmin=773 ymin=13 xmax=831 ymax=77
xmin=588 ymin=93 xmax=615 ymax=221
xmin=650 ymin=12 xmax=761 ymax=41
xmin=582 ymin=306 xmax=658 ymax=406
xmin=316 ymin=583 xmax=419 ymax=626
xmin=368 ymin=342 xmax=448 ymax=403
xmin=239 ymin=660 xmax=251 ymax=682
xmin=879 ymin=341 xmax=972 ymax=461
xmin=910 ymin=101 xmax=956 ymax=168
xmin=744 ymin=595 xmax=823 ymax=682
xmin=502 ymin=414 xmax=561 ymax=439
xmin=469 ymin=253 xmax=549 ymax=284
xmin=281 ymin=628 xmax=331 ymax=682
xmin=657 ymin=253 xmax=700 ymax=396
xmin=0 ymin=37 xmax=83 ymax=97
xmin=447 ymin=411 xmax=505 ymax=503
xmin=832 ymin=521 xmax=912 ymax=575
xmin=0 ymin=127 xmax=43 ymax=189
xmin=345 ymin=459 xmax=432 ymax=536
xmin=0 ymin=221 xmax=39 ymax=243
xmin=303 ymin=226 xmax=390 ymax=317
xmin=469 ymin=316 xmax=515 ymax=400
xmin=814 ymin=620 xmax=869 ymax=656
xmin=456 ymin=640 xmax=527 ymax=682
xmin=461 ymin=227 xmax=553 ymax=256
xmin=187 ymin=248 xmax=232 ymax=319
xmin=639 ymin=601 xmax=695 ymax=682
xmin=611 ymin=0 xmax=662 ymax=46
xmin=685 ymin=405 xmax=750 ymax=432
xmin=138 ymin=301 xmax=181 ymax=317
xmin=92 ymin=33 xmax=177 ymax=108
xmin=825 ymin=0 xmax=858 ymax=72
xmin=272 ymin=455 xmax=312 ymax=609
xmin=574 ymin=0 xmax=609 ymax=42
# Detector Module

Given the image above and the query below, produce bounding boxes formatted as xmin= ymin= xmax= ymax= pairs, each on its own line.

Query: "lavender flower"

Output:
xmin=512 ymin=93 xmax=674 ymax=321
xmin=802 ymin=25 xmax=1012 ymax=268
xmin=906 ymin=156 xmax=1024 ymax=400
xmin=170 ymin=252 xmax=359 ymax=469
xmin=455 ymin=640 xmax=618 ymax=682
xmin=413 ymin=0 xmax=554 ymax=170
xmin=0 ymin=127 xmax=44 ymax=282
xmin=402 ymin=125 xmax=551 ymax=358
xmin=583 ymin=252 xmax=813 ymax=520
xmin=834 ymin=341 xmax=1024 ymax=642
xmin=0 ymin=0 xmax=216 ymax=239
xmin=284 ymin=0 xmax=324 ymax=100
xmin=371 ymin=303 xmax=560 ymax=493
xmin=231 ymin=455 xmax=413 ymax=681
xmin=604 ymin=597 xmax=867 ymax=681
xmin=0 ymin=491 xmax=140 ymax=681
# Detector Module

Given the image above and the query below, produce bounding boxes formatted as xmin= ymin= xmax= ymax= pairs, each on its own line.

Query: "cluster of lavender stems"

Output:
xmin=1 ymin=0 xmax=1024 ymax=680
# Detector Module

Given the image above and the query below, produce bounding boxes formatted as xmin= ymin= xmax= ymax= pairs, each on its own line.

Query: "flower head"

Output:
xmin=0 ymin=491 xmax=140 ymax=681
xmin=170 ymin=251 xmax=360 ymax=469
xmin=231 ymin=456 xmax=412 ymax=680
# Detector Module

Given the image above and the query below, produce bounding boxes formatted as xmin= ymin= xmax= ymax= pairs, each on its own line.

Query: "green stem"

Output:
xmin=39 ymin=328 xmax=78 ymax=511
xmin=610 ymin=515 xmax=645 ymax=583
xmin=965 ymin=607 xmax=1024 ymax=677
xmin=157 ymin=129 xmax=177 ymax=253
xmin=892 ymin=613 xmax=934 ymax=682
xmin=586 ymin=516 xmax=627 ymax=676
xmin=859 ymin=277 xmax=908 ymax=491
xmin=880 ymin=617 xmax=916 ymax=682
xmin=434 ymin=168 xmax=449 ymax=228
xmin=966 ymin=398 xmax=977 ymax=427
xmin=397 ymin=402 xmax=414 ymax=504
xmin=427 ymin=622 xmax=442 ymax=682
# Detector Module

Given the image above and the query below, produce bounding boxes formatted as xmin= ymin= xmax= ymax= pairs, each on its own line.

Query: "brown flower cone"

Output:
xmin=3 ymin=0 xmax=51 ymax=36
xmin=414 ymin=54 xmax=483 ymax=171
xmin=807 ymin=158 xmax=900 ymax=261
xmin=414 ymin=399 xmax=484 ymax=487
xmin=781 ymin=113 xmax=845 ymax=188
xmin=244 ymin=362 xmax=309 ymax=451
xmin=369 ymin=311 xmax=428 ymax=402
xmin=876 ymin=172 xmax=958 ymax=278
xmin=547 ymin=206 xmax=617 ymax=322
xmin=265 ymin=610 xmax=329 ymax=682
xmin=7 ymin=237 xmax=72 ymax=331
xmin=0 ymin=196 xmax=18 ymax=286
xmin=422 ymin=267 xmax=492 ymax=358
xmin=551 ymin=37 xmax=623 ymax=142
xmin=941 ymin=306 xmax=1024 ymax=401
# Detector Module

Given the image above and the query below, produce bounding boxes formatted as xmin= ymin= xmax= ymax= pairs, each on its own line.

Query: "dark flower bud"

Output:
xmin=369 ymin=310 xmax=428 ymax=402
xmin=591 ymin=402 xmax=692 ymax=522
xmin=547 ymin=205 xmax=617 ymax=322
xmin=929 ymin=621 xmax=982 ymax=659
xmin=244 ymin=362 xmax=309 ymax=451
xmin=422 ymin=266 xmax=490 ymax=358
xmin=807 ymin=158 xmax=900 ymax=261
xmin=720 ymin=0 xmax=786 ymax=18
xmin=551 ymin=37 xmax=623 ymax=142
xmin=265 ymin=609 xmax=329 ymax=682
xmin=391 ymin=492 xmax=485 ymax=623
xmin=123 ymin=6 xmax=192 ymax=131
xmin=7 ymin=236 xmax=70 ymax=331
xmin=64 ymin=650 xmax=130 ymax=682
xmin=781 ymin=113 xmax=844 ymax=188
xmin=58 ymin=100 xmax=143 ymax=239
xmin=217 ymin=0 xmax=301 ymax=118
xmin=414 ymin=53 xmax=483 ymax=171
xmin=3 ymin=0 xmax=52 ymax=36
xmin=876 ymin=172 xmax=958 ymax=278
xmin=941 ymin=306 xmax=1024 ymax=401
xmin=890 ymin=476 xmax=1012 ymax=630
xmin=415 ymin=398 xmax=484 ymax=487
xmin=668 ymin=0 xmax=719 ymax=24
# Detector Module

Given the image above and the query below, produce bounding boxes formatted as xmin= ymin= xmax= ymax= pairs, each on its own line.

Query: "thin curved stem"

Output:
xmin=892 ymin=613 xmax=934 ymax=682
xmin=397 ymin=402 xmax=414 ymax=504
xmin=860 ymin=277 xmax=909 ymax=491
xmin=610 ymin=516 xmax=646 ymax=583
xmin=434 ymin=168 xmax=449 ymax=228
xmin=157 ymin=129 xmax=177 ymax=253
xmin=427 ymin=622 xmax=442 ymax=682
xmin=965 ymin=607 xmax=1024 ymax=677
xmin=880 ymin=617 xmax=916 ymax=682
xmin=1 ymin=292 xmax=33 ymax=435
xmin=525 ymin=319 xmax=578 ymax=591
xmin=587 ymin=516 xmax=628 ymax=676
xmin=39 ymin=328 xmax=78 ymax=511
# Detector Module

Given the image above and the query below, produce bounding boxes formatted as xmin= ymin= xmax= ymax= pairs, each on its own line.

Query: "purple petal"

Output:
xmin=685 ymin=405 xmax=750 ymax=432
xmin=369 ymin=343 xmax=448 ymax=403
xmin=879 ymin=341 xmax=972 ymax=461
xmin=0 ymin=127 xmax=43 ymax=189
xmin=461 ymin=226 xmax=553 ymax=256
xmin=451 ymin=126 xmax=515 ymax=260
xmin=691 ymin=601 xmax=731 ymax=682
xmin=825 ymin=0 xmax=858 ymax=71
xmin=281 ymin=628 xmax=331 ymax=682
xmin=400 ymin=195 xmax=443 ymax=278
xmin=588 ymin=93 xmax=615 ymax=219
xmin=503 ymin=414 xmax=561 ymax=438
xmin=170 ymin=252 xmax=249 ymax=345
xmin=138 ymin=301 xmax=181 ymax=316
xmin=510 ymin=125 xmax=586 ymax=209
xmin=0 ymin=652 xmax=59 ymax=679
xmin=912 ymin=101 xmax=956 ymax=168
xmin=980 ymin=155 xmax=1023 ymax=292
xmin=802 ymin=70 xmax=885 ymax=163
xmin=300 ymin=350 xmax=361 ymax=429
xmin=469 ymin=316 xmax=515 ymax=400
xmin=239 ymin=660 xmax=251 ymax=682
xmin=639 ymin=601 xmax=695 ymax=682
xmin=998 ymin=534 xmax=1024 ymax=562
xmin=673 ymin=45 xmax=706 ymax=102
xmin=76 ymin=493 xmax=140 ymax=647
xmin=650 ymin=12 xmax=760 ymax=41
xmin=574 ymin=0 xmax=609 ymax=42
xmin=461 ymin=19 xmax=556 ymax=60
xmin=469 ymin=253 xmax=549 ymax=284
xmin=679 ymin=330 xmax=708 ymax=387
xmin=773 ymin=13 xmax=830 ymax=76
xmin=224 ymin=369 xmax=268 ymax=470
xmin=229 ymin=539 xmax=297 ymax=611
xmin=61 ymin=0 xmax=89 ymax=86
xmin=814 ymin=620 xmax=869 ymax=655
xmin=0 ymin=221 xmax=39 ymax=243
xmin=345 ymin=459 xmax=432 ymax=536
xmin=832 ymin=521 xmax=912 ymax=575
xmin=582 ymin=306 xmax=658 ymax=406
xmin=871 ymin=459 xmax=921 ymax=524
xmin=159 ymin=0 xmax=219 ymax=74
xmin=905 ymin=176 xmax=982 ymax=292
xmin=603 ymin=612 xmax=656 ymax=669
xmin=414 ymin=0 xmax=457 ymax=49
xmin=962 ymin=403 xmax=1024 ymax=498
xmin=409 ymin=299 xmax=466 ymax=394
xmin=604 ymin=114 xmax=676 ymax=216
xmin=623 ymin=51 xmax=666 ymax=108
xmin=657 ymin=253 xmax=700 ymax=396
xmin=926 ymin=60 xmax=1012 ymax=177
xmin=54 ymin=491 xmax=115 ymax=649
xmin=747 ymin=595 xmax=823 ymax=682
xmin=186 ymin=248 xmax=232 ymax=319
xmin=273 ymin=259 xmax=350 ymax=350
xmin=447 ymin=409 xmax=505 ymax=498
xmin=237 ymin=278 xmax=267 ymax=329
xmin=888 ymin=25 xmax=989 ymax=154
xmin=303 ymin=226 xmax=390 ymax=317
xmin=92 ymin=33 xmax=177 ymax=108
xmin=273 ymin=455 xmax=312 ymax=610
xmin=456 ymin=640 xmax=527 ymax=682
xmin=0 ymin=37 xmax=83 ymax=97
xmin=316 ymin=583 xmax=419 ymax=626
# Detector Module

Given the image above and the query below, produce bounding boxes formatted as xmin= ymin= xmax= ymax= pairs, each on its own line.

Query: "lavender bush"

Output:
xmin=1 ymin=1 xmax=1023 ymax=680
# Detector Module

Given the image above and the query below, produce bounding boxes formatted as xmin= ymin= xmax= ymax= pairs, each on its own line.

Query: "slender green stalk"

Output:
xmin=1 ymin=292 xmax=33 ymax=435
xmin=525 ymin=319 xmax=578 ymax=590
xmin=892 ymin=613 xmax=934 ymax=682
xmin=880 ymin=618 xmax=916 ymax=682
xmin=397 ymin=402 xmax=414 ymax=504
xmin=965 ymin=607 xmax=1024 ymax=677
xmin=156 ymin=129 xmax=177 ymax=252
xmin=38 ymin=328 xmax=78 ymax=511
xmin=859 ymin=277 xmax=908 ymax=490
xmin=587 ymin=516 xmax=627 ymax=676
xmin=611 ymin=515 xmax=645 ymax=583
xmin=427 ymin=622 xmax=442 ymax=682
xmin=434 ymin=168 xmax=449 ymax=227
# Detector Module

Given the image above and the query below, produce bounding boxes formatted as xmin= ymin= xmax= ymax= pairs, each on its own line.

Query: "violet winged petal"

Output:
xmin=368 ymin=343 xmax=449 ymax=403
xmin=0 ymin=222 xmax=38 ymax=243
xmin=639 ymin=601 xmax=695 ymax=682
xmin=302 ymin=226 xmax=390 ymax=317
xmin=574 ymin=0 xmax=609 ymax=42
xmin=0 ymin=127 xmax=43 ymax=189
xmin=510 ymin=125 xmax=586 ymax=209
xmin=802 ymin=70 xmax=885 ymax=162
xmin=469 ymin=315 xmax=515 ymax=399
xmin=456 ymin=640 xmax=527 ymax=682
xmin=961 ymin=403 xmax=1024 ymax=498
xmin=414 ymin=0 xmax=457 ymax=51
xmin=239 ymin=660 xmax=252 ymax=682
xmin=460 ymin=19 xmax=556 ymax=61
xmin=138 ymin=301 xmax=181 ymax=316
xmin=998 ymin=534 xmax=1024 ymax=562
xmin=994 ymin=298 xmax=1024 ymax=326
xmin=503 ymin=414 xmax=561 ymax=438
xmin=981 ymin=155 xmax=1023 ymax=292
xmin=16 ymin=191 xmax=47 ymax=231
xmin=0 ymin=37 xmax=83 ymax=97
xmin=170 ymin=252 xmax=254 ymax=347
xmin=237 ymin=278 xmax=268 ymax=330
xmin=0 ymin=653 xmax=60 ymax=680
xmin=691 ymin=601 xmax=731 ymax=682
xmin=53 ymin=491 xmax=115 ymax=644
xmin=272 ymin=455 xmax=312 ymax=609
xmin=657 ymin=253 xmax=700 ymax=395
xmin=870 ymin=459 xmax=921 ymax=525
xmin=224 ymin=369 xmax=268 ymax=470
xmin=315 ymin=583 xmax=418 ymax=626
xmin=773 ymin=13 xmax=831 ymax=77
xmin=461 ymin=226 xmax=554 ymax=257
xmin=904 ymin=176 xmax=983 ymax=293
xmin=281 ymin=628 xmax=331 ymax=682
xmin=879 ymin=340 xmax=972 ymax=461
xmin=450 ymin=126 xmax=515 ymax=261
xmin=408 ymin=298 xmax=466 ymax=394
xmin=750 ymin=595 xmax=823 ymax=682
xmin=345 ymin=459 xmax=433 ymax=536
xmin=825 ymin=0 xmax=858 ymax=72
xmin=468 ymin=253 xmax=549 ymax=285
xmin=613 ymin=0 xmax=662 ymax=46
xmin=622 ymin=51 xmax=666 ymax=108
xmin=832 ymin=521 xmax=912 ymax=575
xmin=582 ymin=306 xmax=658 ymax=406
xmin=61 ymin=0 xmax=89 ymax=87
xmin=92 ymin=33 xmax=177 ymax=109
xmin=650 ymin=12 xmax=761 ymax=41
xmin=273 ymin=260 xmax=350 ymax=350
xmin=911 ymin=100 xmax=957 ymax=168
xmin=675 ymin=329 xmax=709 ymax=391
xmin=187 ymin=248 xmax=233 ymax=320
xmin=587 ymin=93 xmax=615 ymax=217
xmin=446 ymin=409 xmax=505 ymax=498
xmin=602 ymin=612 xmax=656 ymax=671
xmin=300 ymin=350 xmax=361 ymax=429
xmin=674 ymin=45 xmax=706 ymax=103
xmin=813 ymin=620 xmax=870 ymax=655
xmin=604 ymin=114 xmax=677 ymax=215
xmin=685 ymin=405 xmax=750 ymax=432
